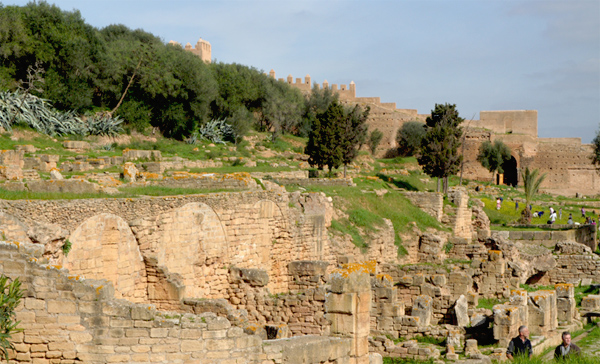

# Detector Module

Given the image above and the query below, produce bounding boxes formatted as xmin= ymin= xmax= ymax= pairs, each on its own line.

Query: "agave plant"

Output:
xmin=197 ymin=118 xmax=235 ymax=144
xmin=0 ymin=91 xmax=122 ymax=137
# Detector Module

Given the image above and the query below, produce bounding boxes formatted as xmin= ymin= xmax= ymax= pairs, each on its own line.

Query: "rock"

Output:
xmin=229 ymin=267 xmax=269 ymax=287
xmin=15 ymin=144 xmax=37 ymax=153
xmin=369 ymin=353 xmax=383 ymax=364
xmin=464 ymin=339 xmax=480 ymax=357
xmin=49 ymin=168 xmax=63 ymax=180
xmin=412 ymin=295 xmax=433 ymax=327
xmin=455 ymin=295 xmax=470 ymax=327
xmin=123 ymin=162 xmax=138 ymax=182
xmin=63 ymin=140 xmax=90 ymax=151
xmin=26 ymin=221 xmax=69 ymax=261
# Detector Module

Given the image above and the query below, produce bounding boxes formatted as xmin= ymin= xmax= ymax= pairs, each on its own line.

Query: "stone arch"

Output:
xmin=64 ymin=213 xmax=147 ymax=302
xmin=253 ymin=199 xmax=288 ymax=292
xmin=153 ymin=202 xmax=228 ymax=298
xmin=502 ymin=156 xmax=519 ymax=187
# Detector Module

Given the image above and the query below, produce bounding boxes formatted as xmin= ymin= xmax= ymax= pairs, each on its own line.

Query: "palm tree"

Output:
xmin=520 ymin=167 xmax=547 ymax=223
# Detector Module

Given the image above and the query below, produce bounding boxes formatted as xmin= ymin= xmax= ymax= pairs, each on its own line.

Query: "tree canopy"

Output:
xmin=0 ymin=2 xmax=306 ymax=141
xmin=417 ymin=103 xmax=464 ymax=192
xmin=305 ymin=100 xmax=369 ymax=176
xmin=396 ymin=121 xmax=426 ymax=157
xmin=477 ymin=140 xmax=512 ymax=182
xmin=591 ymin=126 xmax=600 ymax=167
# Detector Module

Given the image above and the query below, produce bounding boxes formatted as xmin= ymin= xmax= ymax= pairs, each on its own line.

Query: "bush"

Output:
xmin=396 ymin=121 xmax=426 ymax=157
xmin=0 ymin=275 xmax=23 ymax=361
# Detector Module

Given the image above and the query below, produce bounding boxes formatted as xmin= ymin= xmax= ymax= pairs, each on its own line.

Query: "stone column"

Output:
xmin=493 ymin=290 xmax=528 ymax=347
xmin=555 ymin=283 xmax=575 ymax=324
xmin=527 ymin=290 xmax=557 ymax=335
xmin=326 ymin=265 xmax=372 ymax=364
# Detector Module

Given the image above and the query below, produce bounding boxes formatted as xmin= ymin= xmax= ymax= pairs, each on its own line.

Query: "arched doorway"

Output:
xmin=502 ymin=156 xmax=518 ymax=187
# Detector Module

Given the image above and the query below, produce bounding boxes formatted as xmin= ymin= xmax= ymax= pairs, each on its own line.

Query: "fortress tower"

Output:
xmin=168 ymin=37 xmax=211 ymax=63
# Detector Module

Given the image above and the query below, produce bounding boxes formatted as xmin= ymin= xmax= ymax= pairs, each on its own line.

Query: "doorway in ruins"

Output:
xmin=502 ymin=156 xmax=518 ymax=187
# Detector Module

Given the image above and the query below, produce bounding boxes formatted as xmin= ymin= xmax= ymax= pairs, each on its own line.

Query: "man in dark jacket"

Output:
xmin=554 ymin=331 xmax=581 ymax=360
xmin=506 ymin=325 xmax=532 ymax=360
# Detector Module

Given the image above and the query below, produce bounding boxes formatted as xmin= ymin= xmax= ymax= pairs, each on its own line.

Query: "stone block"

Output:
xmin=412 ymin=295 xmax=432 ymax=327
xmin=326 ymin=293 xmax=356 ymax=314
xmin=581 ymin=295 xmax=600 ymax=310
xmin=229 ymin=267 xmax=269 ymax=287
xmin=454 ymin=295 xmax=469 ymax=327
xmin=288 ymin=261 xmax=329 ymax=276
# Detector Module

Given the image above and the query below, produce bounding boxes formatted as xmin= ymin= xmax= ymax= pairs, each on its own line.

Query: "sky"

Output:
xmin=5 ymin=0 xmax=599 ymax=143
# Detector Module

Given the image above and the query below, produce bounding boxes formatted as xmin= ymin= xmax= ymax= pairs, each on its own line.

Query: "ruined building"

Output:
xmin=169 ymin=37 xmax=212 ymax=63
xmin=273 ymin=71 xmax=599 ymax=196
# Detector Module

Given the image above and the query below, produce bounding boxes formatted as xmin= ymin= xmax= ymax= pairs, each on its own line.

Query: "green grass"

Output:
xmin=414 ymin=336 xmax=445 ymax=345
xmin=0 ymin=185 xmax=244 ymax=200
xmin=575 ymin=285 xmax=600 ymax=307
xmin=330 ymin=219 xmax=367 ymax=251
xmin=383 ymin=359 xmax=437 ymax=364
xmin=302 ymin=177 xmax=445 ymax=256
xmin=519 ymin=283 xmax=555 ymax=292
xmin=511 ymin=354 xmax=600 ymax=364
xmin=477 ymin=297 xmax=507 ymax=310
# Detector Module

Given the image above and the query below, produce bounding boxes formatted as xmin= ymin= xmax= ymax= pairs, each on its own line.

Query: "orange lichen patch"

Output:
xmin=140 ymin=172 xmax=162 ymax=180
xmin=333 ymin=260 xmax=377 ymax=277
xmin=376 ymin=273 xmax=393 ymax=283
xmin=366 ymin=176 xmax=379 ymax=181
xmin=96 ymin=285 xmax=104 ymax=295
xmin=68 ymin=275 xmax=82 ymax=281
xmin=6 ymin=240 xmax=21 ymax=248
xmin=50 ymin=167 xmax=60 ymax=172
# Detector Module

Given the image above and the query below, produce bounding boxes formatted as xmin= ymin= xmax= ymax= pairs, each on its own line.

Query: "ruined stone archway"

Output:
xmin=150 ymin=203 xmax=228 ymax=299
xmin=64 ymin=213 xmax=147 ymax=302
xmin=502 ymin=156 xmax=518 ymax=187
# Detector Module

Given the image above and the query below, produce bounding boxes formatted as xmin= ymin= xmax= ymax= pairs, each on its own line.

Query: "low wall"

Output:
xmin=0 ymin=241 xmax=369 ymax=364
xmin=273 ymin=177 xmax=355 ymax=187
xmin=500 ymin=224 xmax=597 ymax=251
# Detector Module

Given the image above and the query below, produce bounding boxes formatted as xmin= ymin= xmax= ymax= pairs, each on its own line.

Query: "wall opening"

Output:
xmin=502 ymin=156 xmax=518 ymax=187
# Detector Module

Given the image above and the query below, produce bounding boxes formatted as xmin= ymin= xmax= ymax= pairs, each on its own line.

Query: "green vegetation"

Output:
xmin=62 ymin=239 xmax=72 ymax=256
xmin=0 ymin=2 xmax=310 ymax=141
xmin=591 ymin=126 xmax=600 ymax=167
xmin=521 ymin=167 xmax=547 ymax=223
xmin=305 ymin=100 xmax=369 ymax=176
xmin=383 ymin=358 xmax=438 ymax=364
xmin=0 ymin=275 xmax=23 ymax=361
xmin=511 ymin=354 xmax=600 ymax=364
xmin=477 ymin=297 xmax=507 ymax=310
xmin=396 ymin=121 xmax=426 ymax=157
xmin=301 ymin=177 xmax=444 ymax=255
xmin=417 ymin=103 xmax=464 ymax=193
xmin=477 ymin=140 xmax=512 ymax=183
xmin=368 ymin=129 xmax=384 ymax=155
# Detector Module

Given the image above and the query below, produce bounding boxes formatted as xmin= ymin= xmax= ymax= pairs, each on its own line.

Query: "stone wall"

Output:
xmin=503 ymin=224 xmax=597 ymax=251
xmin=1 ymin=241 xmax=268 ymax=363
xmin=401 ymin=191 xmax=443 ymax=222
xmin=0 ymin=192 xmax=336 ymax=300
xmin=0 ymin=240 xmax=385 ymax=364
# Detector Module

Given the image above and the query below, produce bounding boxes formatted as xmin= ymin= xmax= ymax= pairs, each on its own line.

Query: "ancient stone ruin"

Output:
xmin=1 ymin=180 xmax=599 ymax=363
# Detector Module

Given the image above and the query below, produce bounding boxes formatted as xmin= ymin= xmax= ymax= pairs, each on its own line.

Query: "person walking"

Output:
xmin=506 ymin=325 xmax=532 ymax=360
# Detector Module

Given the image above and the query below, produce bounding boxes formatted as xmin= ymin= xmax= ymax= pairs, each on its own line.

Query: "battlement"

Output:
xmin=169 ymin=37 xmax=211 ymax=63
xmin=268 ymin=70 xmax=356 ymax=100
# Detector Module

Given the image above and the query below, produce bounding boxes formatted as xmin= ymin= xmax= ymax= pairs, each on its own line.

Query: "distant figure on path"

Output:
xmin=506 ymin=325 xmax=532 ymax=360
xmin=496 ymin=198 xmax=501 ymax=210
xmin=515 ymin=201 xmax=519 ymax=211
xmin=559 ymin=208 xmax=562 ymax=220
xmin=581 ymin=207 xmax=585 ymax=218
xmin=554 ymin=331 xmax=581 ymax=360
xmin=550 ymin=206 xmax=555 ymax=215
xmin=567 ymin=214 xmax=573 ymax=225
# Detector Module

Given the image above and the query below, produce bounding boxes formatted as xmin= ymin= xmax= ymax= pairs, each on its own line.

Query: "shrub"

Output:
xmin=0 ymin=275 xmax=23 ymax=361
